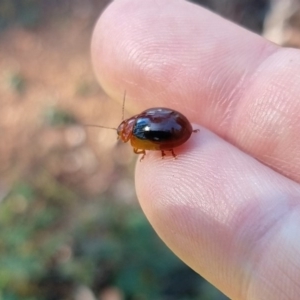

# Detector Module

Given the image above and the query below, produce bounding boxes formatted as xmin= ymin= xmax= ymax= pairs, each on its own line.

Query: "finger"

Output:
xmin=135 ymin=127 xmax=300 ymax=300
xmin=91 ymin=0 xmax=300 ymax=182
xmin=92 ymin=0 xmax=273 ymax=113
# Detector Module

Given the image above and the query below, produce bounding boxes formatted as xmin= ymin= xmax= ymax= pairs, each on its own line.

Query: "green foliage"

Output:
xmin=0 ymin=176 xmax=227 ymax=299
xmin=43 ymin=106 xmax=77 ymax=127
xmin=75 ymin=81 xmax=95 ymax=97
xmin=0 ymin=177 xmax=78 ymax=299
xmin=6 ymin=72 xmax=26 ymax=94
xmin=0 ymin=0 xmax=40 ymax=29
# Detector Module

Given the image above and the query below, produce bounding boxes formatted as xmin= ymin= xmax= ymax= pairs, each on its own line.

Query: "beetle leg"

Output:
xmin=170 ymin=149 xmax=177 ymax=159
xmin=161 ymin=149 xmax=176 ymax=159
xmin=133 ymin=148 xmax=146 ymax=161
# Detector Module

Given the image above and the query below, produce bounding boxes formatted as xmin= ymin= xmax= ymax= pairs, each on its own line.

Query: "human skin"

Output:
xmin=91 ymin=0 xmax=300 ymax=299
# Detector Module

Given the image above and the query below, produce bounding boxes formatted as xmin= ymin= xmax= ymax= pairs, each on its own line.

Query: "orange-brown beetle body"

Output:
xmin=117 ymin=107 xmax=198 ymax=160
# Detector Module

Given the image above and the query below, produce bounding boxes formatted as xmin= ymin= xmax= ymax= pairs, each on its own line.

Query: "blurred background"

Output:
xmin=0 ymin=0 xmax=299 ymax=299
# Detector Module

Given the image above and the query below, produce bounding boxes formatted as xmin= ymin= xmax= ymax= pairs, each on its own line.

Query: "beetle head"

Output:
xmin=117 ymin=118 xmax=135 ymax=143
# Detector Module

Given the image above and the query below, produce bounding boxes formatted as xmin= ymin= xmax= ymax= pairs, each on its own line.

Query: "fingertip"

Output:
xmin=134 ymin=126 xmax=300 ymax=299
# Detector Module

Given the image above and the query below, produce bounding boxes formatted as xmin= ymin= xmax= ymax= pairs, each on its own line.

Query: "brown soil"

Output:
xmin=0 ymin=1 xmax=134 ymax=196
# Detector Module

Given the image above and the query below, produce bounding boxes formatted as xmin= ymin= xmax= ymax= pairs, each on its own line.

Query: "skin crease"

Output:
xmin=91 ymin=0 xmax=300 ymax=299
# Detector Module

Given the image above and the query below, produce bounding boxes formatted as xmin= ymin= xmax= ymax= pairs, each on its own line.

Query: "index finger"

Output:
xmin=92 ymin=0 xmax=300 ymax=182
xmin=92 ymin=0 xmax=274 ymax=115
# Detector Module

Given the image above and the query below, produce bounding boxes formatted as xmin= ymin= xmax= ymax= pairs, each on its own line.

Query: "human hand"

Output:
xmin=91 ymin=0 xmax=300 ymax=299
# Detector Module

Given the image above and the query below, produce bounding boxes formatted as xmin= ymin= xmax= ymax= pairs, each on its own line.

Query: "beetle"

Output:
xmin=85 ymin=93 xmax=199 ymax=161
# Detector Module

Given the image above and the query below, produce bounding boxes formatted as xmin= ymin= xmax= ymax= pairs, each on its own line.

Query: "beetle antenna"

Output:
xmin=122 ymin=90 xmax=126 ymax=121
xmin=83 ymin=124 xmax=117 ymax=131
xmin=83 ymin=92 xmax=126 ymax=131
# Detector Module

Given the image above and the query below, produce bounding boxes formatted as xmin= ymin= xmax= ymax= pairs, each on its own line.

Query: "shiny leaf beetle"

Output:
xmin=86 ymin=92 xmax=199 ymax=161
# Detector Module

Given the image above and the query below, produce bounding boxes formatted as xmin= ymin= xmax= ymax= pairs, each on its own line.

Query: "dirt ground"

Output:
xmin=0 ymin=1 xmax=137 ymax=198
